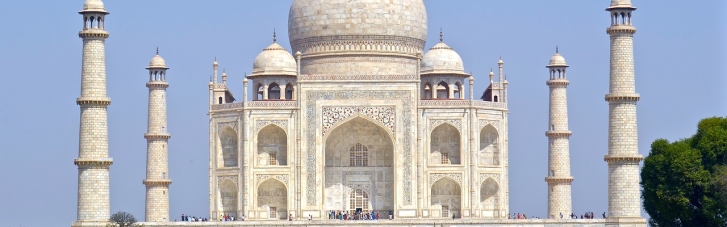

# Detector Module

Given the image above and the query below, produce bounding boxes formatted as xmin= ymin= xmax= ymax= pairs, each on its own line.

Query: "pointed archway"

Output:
xmin=323 ymin=117 xmax=394 ymax=214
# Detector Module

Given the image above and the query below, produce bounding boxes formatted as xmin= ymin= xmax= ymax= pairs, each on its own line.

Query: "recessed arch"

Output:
xmin=219 ymin=127 xmax=238 ymax=167
xmin=268 ymin=83 xmax=281 ymax=100
xmin=479 ymin=124 xmax=500 ymax=166
xmin=323 ymin=117 xmax=394 ymax=214
xmin=257 ymin=178 xmax=287 ymax=219
xmin=430 ymin=123 xmax=461 ymax=165
xmin=436 ymin=81 xmax=449 ymax=99
xmin=423 ymin=83 xmax=432 ymax=99
xmin=219 ymin=179 xmax=237 ymax=217
xmin=255 ymin=83 xmax=264 ymax=100
xmin=257 ymin=124 xmax=287 ymax=166
xmin=454 ymin=82 xmax=463 ymax=99
xmin=431 ymin=177 xmax=462 ymax=218
xmin=285 ymin=83 xmax=294 ymax=100
xmin=480 ymin=177 xmax=500 ymax=211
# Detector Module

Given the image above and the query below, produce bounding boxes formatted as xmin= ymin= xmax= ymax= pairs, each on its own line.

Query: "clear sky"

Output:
xmin=0 ymin=1 xmax=725 ymax=226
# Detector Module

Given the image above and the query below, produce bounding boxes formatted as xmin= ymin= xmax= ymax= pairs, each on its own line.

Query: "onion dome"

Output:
xmin=288 ymin=0 xmax=427 ymax=43
xmin=548 ymin=52 xmax=568 ymax=67
xmin=81 ymin=0 xmax=108 ymax=13
xmin=420 ymin=42 xmax=466 ymax=75
xmin=250 ymin=42 xmax=297 ymax=77
xmin=608 ymin=0 xmax=635 ymax=9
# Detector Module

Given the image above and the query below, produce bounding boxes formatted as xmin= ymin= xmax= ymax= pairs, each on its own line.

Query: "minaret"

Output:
xmin=605 ymin=0 xmax=645 ymax=225
xmin=545 ymin=48 xmax=573 ymax=219
xmin=74 ymin=0 xmax=112 ymax=226
xmin=143 ymin=49 xmax=171 ymax=222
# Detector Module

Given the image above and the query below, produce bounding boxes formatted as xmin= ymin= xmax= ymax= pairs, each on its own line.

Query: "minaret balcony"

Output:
xmin=144 ymin=133 xmax=171 ymax=139
xmin=545 ymin=130 xmax=572 ymax=138
xmin=74 ymin=158 xmax=113 ymax=167
xmin=419 ymin=100 xmax=506 ymax=109
xmin=606 ymin=25 xmax=636 ymax=35
xmin=546 ymin=79 xmax=570 ymax=86
xmin=78 ymin=29 xmax=109 ymax=38
xmin=604 ymin=94 xmax=640 ymax=102
xmin=142 ymin=179 xmax=172 ymax=186
xmin=604 ymin=154 xmax=643 ymax=164
xmin=545 ymin=176 xmax=574 ymax=184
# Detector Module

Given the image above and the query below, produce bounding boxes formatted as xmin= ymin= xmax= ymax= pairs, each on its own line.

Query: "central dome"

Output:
xmin=288 ymin=0 xmax=427 ymax=53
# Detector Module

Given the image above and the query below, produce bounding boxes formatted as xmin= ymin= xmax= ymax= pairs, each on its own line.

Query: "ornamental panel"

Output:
xmin=429 ymin=173 xmax=463 ymax=187
xmin=306 ymin=90 xmax=413 ymax=205
xmin=255 ymin=120 xmax=289 ymax=134
xmin=322 ymin=106 xmax=395 ymax=137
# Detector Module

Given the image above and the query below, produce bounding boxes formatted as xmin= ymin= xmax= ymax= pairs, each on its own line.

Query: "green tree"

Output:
xmin=642 ymin=117 xmax=727 ymax=227
xmin=107 ymin=211 xmax=143 ymax=227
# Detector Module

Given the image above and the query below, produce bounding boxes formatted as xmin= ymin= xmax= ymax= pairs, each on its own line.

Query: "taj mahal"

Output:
xmin=72 ymin=0 xmax=646 ymax=226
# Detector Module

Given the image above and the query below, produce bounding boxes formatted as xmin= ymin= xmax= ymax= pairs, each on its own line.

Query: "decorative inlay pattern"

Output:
xmin=255 ymin=120 xmax=288 ymax=134
xmin=428 ymin=119 xmax=462 ymax=133
xmin=217 ymin=175 xmax=238 ymax=186
xmin=419 ymin=100 xmax=506 ymax=108
xmin=429 ymin=173 xmax=463 ymax=187
xmin=247 ymin=101 xmax=298 ymax=108
xmin=255 ymin=174 xmax=289 ymax=188
xmin=291 ymin=35 xmax=426 ymax=55
xmin=298 ymin=75 xmax=418 ymax=81
xmin=479 ymin=173 xmax=500 ymax=185
xmin=217 ymin=121 xmax=238 ymax=133
xmin=479 ymin=120 xmax=500 ymax=131
xmin=322 ymin=106 xmax=395 ymax=136
xmin=307 ymin=91 xmax=413 ymax=205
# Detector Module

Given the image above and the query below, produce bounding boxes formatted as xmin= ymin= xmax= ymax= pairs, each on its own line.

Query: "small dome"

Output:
xmin=148 ymin=54 xmax=167 ymax=68
xmin=607 ymin=0 xmax=635 ymax=9
xmin=82 ymin=0 xmax=106 ymax=12
xmin=420 ymin=42 xmax=465 ymax=75
xmin=251 ymin=42 xmax=297 ymax=77
xmin=548 ymin=53 xmax=567 ymax=67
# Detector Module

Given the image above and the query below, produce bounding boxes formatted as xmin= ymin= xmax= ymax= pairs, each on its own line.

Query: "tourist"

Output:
xmin=289 ymin=214 xmax=293 ymax=221
xmin=559 ymin=212 xmax=563 ymax=219
xmin=308 ymin=214 xmax=312 ymax=221
xmin=389 ymin=210 xmax=393 ymax=220
xmin=602 ymin=212 xmax=606 ymax=218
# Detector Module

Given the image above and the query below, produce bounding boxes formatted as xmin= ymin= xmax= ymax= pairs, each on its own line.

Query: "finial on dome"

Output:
xmin=439 ymin=28 xmax=443 ymax=43
xmin=156 ymin=47 xmax=159 ymax=55
xmin=556 ymin=45 xmax=559 ymax=54
xmin=273 ymin=28 xmax=277 ymax=43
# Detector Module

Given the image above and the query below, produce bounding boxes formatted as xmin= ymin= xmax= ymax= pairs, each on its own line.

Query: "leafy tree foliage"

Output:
xmin=642 ymin=117 xmax=727 ymax=227
xmin=107 ymin=211 xmax=141 ymax=227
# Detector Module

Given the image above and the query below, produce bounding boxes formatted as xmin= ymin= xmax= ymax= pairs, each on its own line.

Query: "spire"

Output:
xmin=439 ymin=28 xmax=443 ymax=43
xmin=556 ymin=46 xmax=559 ymax=54
xmin=156 ymin=47 xmax=159 ymax=55
xmin=273 ymin=28 xmax=277 ymax=43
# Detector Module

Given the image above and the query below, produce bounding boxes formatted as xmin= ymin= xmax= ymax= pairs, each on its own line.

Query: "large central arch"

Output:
xmin=323 ymin=117 xmax=394 ymax=214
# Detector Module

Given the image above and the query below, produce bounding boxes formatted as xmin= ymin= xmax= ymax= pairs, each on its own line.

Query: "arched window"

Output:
xmin=349 ymin=143 xmax=368 ymax=167
xmin=285 ymin=83 xmax=294 ymax=100
xmin=349 ymin=188 xmax=370 ymax=213
xmin=423 ymin=83 xmax=432 ymax=99
xmin=454 ymin=82 xmax=462 ymax=99
xmin=218 ymin=97 xmax=223 ymax=104
xmin=430 ymin=124 xmax=460 ymax=165
xmin=436 ymin=82 xmax=449 ymax=99
xmin=256 ymin=84 xmax=264 ymax=100
xmin=268 ymin=83 xmax=281 ymax=100
xmin=493 ymin=96 xmax=498 ymax=102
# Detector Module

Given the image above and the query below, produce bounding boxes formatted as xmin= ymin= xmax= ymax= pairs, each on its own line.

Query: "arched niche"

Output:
xmin=257 ymin=179 xmax=287 ymax=219
xmin=431 ymin=177 xmax=462 ymax=218
xmin=430 ymin=124 xmax=461 ymax=165
xmin=257 ymin=125 xmax=287 ymax=166
xmin=219 ymin=180 xmax=237 ymax=217
xmin=220 ymin=127 xmax=238 ymax=167
xmin=323 ymin=117 xmax=394 ymax=213
xmin=480 ymin=178 xmax=499 ymax=209
xmin=479 ymin=125 xmax=500 ymax=166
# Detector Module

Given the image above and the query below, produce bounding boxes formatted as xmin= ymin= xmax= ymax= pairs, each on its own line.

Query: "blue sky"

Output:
xmin=0 ymin=1 xmax=725 ymax=226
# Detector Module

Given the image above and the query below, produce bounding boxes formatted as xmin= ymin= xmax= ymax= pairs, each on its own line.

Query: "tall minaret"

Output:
xmin=545 ymin=48 xmax=573 ymax=219
xmin=74 ymin=0 xmax=112 ymax=226
xmin=143 ymin=49 xmax=172 ymax=222
xmin=605 ymin=0 xmax=645 ymax=225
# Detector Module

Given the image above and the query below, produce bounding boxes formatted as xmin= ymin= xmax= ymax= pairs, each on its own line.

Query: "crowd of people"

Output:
xmin=178 ymin=213 xmax=245 ymax=222
xmin=323 ymin=210 xmax=394 ymax=221
xmin=560 ymin=211 xmax=606 ymax=219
